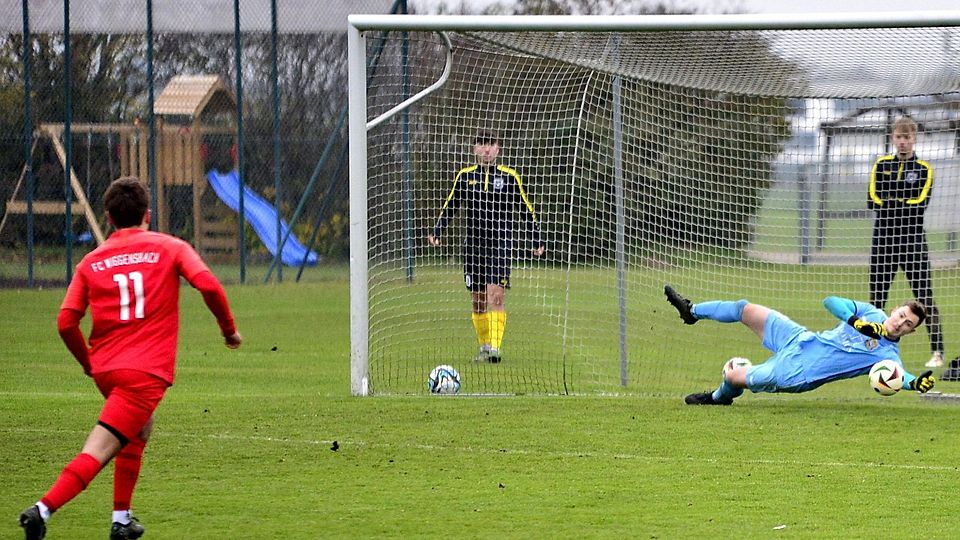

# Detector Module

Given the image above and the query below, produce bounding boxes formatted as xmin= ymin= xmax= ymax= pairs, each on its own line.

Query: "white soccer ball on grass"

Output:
xmin=428 ymin=364 xmax=461 ymax=394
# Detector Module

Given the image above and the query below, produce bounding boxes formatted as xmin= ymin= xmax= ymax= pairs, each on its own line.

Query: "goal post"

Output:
xmin=347 ymin=24 xmax=369 ymax=396
xmin=348 ymin=12 xmax=960 ymax=396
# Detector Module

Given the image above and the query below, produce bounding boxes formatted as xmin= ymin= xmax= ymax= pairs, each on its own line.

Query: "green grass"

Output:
xmin=365 ymin=260 xmax=960 ymax=395
xmin=2 ymin=267 xmax=960 ymax=538
xmin=752 ymin=184 xmax=960 ymax=255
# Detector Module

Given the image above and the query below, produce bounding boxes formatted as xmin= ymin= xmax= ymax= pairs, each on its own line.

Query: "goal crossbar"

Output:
xmin=348 ymin=12 xmax=960 ymax=33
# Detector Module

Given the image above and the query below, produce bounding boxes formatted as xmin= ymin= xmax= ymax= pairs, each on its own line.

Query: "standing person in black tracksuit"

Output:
xmin=428 ymin=131 xmax=545 ymax=364
xmin=868 ymin=116 xmax=947 ymax=375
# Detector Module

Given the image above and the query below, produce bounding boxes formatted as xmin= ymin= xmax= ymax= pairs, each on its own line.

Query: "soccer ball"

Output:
xmin=722 ymin=357 xmax=752 ymax=377
xmin=428 ymin=364 xmax=461 ymax=394
xmin=869 ymin=359 xmax=904 ymax=396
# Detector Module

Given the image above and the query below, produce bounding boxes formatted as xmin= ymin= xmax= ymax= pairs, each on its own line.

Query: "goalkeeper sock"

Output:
xmin=490 ymin=311 xmax=507 ymax=351
xmin=692 ymin=300 xmax=748 ymax=323
xmin=712 ymin=380 xmax=743 ymax=403
xmin=472 ymin=312 xmax=490 ymax=348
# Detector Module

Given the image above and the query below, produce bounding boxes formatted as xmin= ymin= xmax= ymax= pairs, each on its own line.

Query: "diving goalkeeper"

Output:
xmin=664 ymin=285 xmax=934 ymax=405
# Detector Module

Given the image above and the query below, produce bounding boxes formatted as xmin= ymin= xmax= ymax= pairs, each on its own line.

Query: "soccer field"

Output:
xmin=2 ymin=267 xmax=960 ymax=538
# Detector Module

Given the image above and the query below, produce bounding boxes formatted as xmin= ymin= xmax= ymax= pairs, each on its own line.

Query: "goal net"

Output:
xmin=349 ymin=14 xmax=960 ymax=396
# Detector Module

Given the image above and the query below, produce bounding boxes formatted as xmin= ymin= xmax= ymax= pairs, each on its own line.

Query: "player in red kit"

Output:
xmin=18 ymin=177 xmax=242 ymax=540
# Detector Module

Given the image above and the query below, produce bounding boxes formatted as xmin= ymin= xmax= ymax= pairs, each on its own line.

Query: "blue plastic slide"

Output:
xmin=206 ymin=169 xmax=318 ymax=267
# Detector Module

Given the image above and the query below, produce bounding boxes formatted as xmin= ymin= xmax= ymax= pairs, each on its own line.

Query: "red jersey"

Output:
xmin=61 ymin=228 xmax=232 ymax=384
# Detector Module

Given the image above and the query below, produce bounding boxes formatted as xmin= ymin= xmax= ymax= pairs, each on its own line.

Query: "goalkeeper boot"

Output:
xmin=925 ymin=351 xmax=944 ymax=368
xmin=110 ymin=517 xmax=145 ymax=540
xmin=18 ymin=505 xmax=46 ymax=540
xmin=664 ymin=285 xmax=698 ymax=324
xmin=684 ymin=391 xmax=732 ymax=405
xmin=487 ymin=349 xmax=502 ymax=364
xmin=472 ymin=348 xmax=491 ymax=363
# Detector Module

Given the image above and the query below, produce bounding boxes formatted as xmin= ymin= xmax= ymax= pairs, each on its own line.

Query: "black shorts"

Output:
xmin=464 ymin=247 xmax=511 ymax=291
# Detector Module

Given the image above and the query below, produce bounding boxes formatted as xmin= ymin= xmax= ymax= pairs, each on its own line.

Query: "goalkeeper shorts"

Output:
xmin=745 ymin=311 xmax=812 ymax=394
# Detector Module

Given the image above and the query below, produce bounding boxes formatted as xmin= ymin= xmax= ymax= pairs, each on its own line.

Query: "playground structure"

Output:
xmin=3 ymin=75 xmax=242 ymax=260
xmin=3 ymin=1 xmax=414 ymax=287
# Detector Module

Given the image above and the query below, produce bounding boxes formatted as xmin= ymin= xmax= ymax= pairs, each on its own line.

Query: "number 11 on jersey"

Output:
xmin=113 ymin=271 xmax=145 ymax=321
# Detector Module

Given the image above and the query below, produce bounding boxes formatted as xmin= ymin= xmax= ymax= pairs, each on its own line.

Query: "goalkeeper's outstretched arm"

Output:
xmin=822 ymin=296 xmax=888 ymax=339
xmin=823 ymin=296 xmax=858 ymax=322
xmin=823 ymin=296 xmax=935 ymax=393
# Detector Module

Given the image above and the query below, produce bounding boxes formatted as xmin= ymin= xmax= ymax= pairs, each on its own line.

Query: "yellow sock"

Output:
xmin=489 ymin=311 xmax=506 ymax=351
xmin=472 ymin=312 xmax=490 ymax=347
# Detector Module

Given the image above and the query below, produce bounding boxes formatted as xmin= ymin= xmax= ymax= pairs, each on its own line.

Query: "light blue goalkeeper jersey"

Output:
xmin=792 ymin=298 xmax=903 ymax=389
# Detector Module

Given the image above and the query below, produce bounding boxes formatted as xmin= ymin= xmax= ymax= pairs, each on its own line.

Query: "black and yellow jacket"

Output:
xmin=868 ymin=153 xmax=933 ymax=221
xmin=432 ymin=164 xmax=543 ymax=250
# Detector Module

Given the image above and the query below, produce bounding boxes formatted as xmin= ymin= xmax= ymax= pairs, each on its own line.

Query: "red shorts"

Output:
xmin=94 ymin=369 xmax=169 ymax=443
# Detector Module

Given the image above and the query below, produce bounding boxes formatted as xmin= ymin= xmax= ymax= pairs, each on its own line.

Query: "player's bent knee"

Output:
xmin=725 ymin=367 xmax=749 ymax=387
xmin=83 ymin=424 xmax=125 ymax=462
xmin=741 ymin=303 xmax=770 ymax=330
xmin=486 ymin=287 xmax=505 ymax=308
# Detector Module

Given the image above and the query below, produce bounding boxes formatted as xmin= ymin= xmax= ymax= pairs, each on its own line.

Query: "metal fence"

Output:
xmin=0 ymin=0 xmax=399 ymax=286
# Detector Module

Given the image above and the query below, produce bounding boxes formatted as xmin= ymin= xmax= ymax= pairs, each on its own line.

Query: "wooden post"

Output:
xmin=40 ymin=125 xmax=106 ymax=244
xmin=153 ymin=120 xmax=167 ymax=232
xmin=192 ymin=120 xmax=205 ymax=252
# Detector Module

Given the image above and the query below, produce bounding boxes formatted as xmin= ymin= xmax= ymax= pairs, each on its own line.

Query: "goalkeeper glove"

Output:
xmin=847 ymin=316 xmax=888 ymax=339
xmin=912 ymin=370 xmax=936 ymax=393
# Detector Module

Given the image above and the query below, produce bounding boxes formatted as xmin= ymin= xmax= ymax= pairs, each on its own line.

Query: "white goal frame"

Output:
xmin=347 ymin=11 xmax=960 ymax=396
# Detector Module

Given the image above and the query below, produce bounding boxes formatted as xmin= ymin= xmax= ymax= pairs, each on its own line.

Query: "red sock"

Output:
xmin=41 ymin=453 xmax=104 ymax=512
xmin=113 ymin=437 xmax=146 ymax=511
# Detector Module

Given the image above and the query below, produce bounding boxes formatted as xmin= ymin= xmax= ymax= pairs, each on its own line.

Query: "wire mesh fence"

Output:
xmin=0 ymin=0 xmax=398 ymax=286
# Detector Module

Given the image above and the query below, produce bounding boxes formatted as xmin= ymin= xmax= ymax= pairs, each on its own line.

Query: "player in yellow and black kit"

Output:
xmin=428 ymin=131 xmax=545 ymax=363
xmin=868 ymin=117 xmax=946 ymax=373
